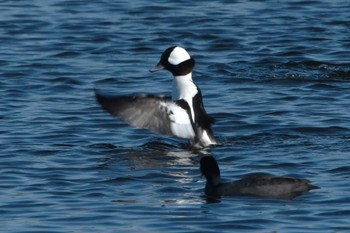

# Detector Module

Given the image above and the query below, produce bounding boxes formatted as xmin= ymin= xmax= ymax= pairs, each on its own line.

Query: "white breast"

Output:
xmin=172 ymin=74 xmax=197 ymax=100
xmin=172 ymin=74 xmax=198 ymax=122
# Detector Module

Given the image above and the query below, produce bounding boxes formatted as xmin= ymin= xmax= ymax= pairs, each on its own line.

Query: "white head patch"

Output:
xmin=168 ymin=47 xmax=191 ymax=65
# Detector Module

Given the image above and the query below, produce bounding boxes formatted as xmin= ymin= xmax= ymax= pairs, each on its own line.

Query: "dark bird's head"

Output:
xmin=200 ymin=156 xmax=221 ymax=181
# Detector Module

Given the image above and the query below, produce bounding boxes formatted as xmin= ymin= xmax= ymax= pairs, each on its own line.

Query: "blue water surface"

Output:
xmin=1 ymin=0 xmax=350 ymax=232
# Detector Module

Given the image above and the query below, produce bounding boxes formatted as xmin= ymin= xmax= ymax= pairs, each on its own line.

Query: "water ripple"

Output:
xmin=1 ymin=0 xmax=350 ymax=232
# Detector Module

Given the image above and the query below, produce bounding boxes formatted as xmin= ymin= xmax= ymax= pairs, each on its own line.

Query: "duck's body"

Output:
xmin=200 ymin=156 xmax=319 ymax=199
xmin=95 ymin=46 xmax=216 ymax=147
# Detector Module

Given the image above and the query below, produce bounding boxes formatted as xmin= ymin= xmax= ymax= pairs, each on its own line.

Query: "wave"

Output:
xmin=210 ymin=61 xmax=350 ymax=82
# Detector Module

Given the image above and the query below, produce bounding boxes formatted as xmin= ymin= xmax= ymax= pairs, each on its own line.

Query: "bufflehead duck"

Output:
xmin=200 ymin=156 xmax=319 ymax=199
xmin=95 ymin=46 xmax=217 ymax=148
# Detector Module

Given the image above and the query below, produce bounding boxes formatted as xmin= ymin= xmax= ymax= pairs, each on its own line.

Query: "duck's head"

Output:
xmin=150 ymin=46 xmax=195 ymax=76
xmin=200 ymin=156 xmax=221 ymax=181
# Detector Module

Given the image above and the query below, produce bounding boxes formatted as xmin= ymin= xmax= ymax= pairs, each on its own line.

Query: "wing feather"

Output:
xmin=95 ymin=92 xmax=195 ymax=139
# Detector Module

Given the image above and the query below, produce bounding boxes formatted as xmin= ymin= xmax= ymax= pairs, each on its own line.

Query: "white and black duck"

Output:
xmin=95 ymin=46 xmax=217 ymax=148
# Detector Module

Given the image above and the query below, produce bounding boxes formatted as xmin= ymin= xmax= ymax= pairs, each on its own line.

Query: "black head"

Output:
xmin=200 ymin=156 xmax=220 ymax=180
xmin=150 ymin=46 xmax=195 ymax=76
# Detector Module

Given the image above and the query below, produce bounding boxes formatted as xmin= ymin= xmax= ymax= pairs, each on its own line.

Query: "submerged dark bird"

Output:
xmin=200 ymin=156 xmax=319 ymax=199
xmin=95 ymin=46 xmax=217 ymax=148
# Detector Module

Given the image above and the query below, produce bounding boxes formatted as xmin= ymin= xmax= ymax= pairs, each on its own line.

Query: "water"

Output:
xmin=1 ymin=0 xmax=350 ymax=232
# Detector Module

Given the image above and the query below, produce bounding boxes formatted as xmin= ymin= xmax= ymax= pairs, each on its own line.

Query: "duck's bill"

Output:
xmin=149 ymin=63 xmax=164 ymax=72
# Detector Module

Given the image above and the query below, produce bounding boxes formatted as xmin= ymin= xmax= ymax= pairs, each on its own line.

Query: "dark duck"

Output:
xmin=200 ymin=156 xmax=319 ymax=199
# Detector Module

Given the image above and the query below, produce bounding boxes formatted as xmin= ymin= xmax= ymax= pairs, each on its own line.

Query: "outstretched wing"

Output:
xmin=95 ymin=91 xmax=195 ymax=139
